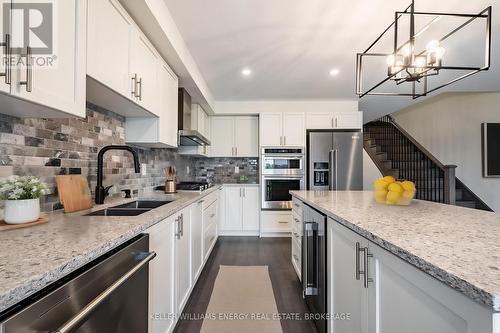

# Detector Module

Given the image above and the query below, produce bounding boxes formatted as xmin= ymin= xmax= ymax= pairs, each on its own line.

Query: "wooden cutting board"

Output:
xmin=55 ymin=175 xmax=93 ymax=213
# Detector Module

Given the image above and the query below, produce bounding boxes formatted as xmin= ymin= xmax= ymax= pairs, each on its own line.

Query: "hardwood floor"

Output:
xmin=174 ymin=237 xmax=317 ymax=333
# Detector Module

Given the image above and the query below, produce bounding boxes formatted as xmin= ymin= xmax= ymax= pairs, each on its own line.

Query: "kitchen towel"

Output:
xmin=200 ymin=265 xmax=283 ymax=333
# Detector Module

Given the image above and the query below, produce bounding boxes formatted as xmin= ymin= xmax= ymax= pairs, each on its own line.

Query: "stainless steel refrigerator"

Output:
xmin=307 ymin=131 xmax=363 ymax=190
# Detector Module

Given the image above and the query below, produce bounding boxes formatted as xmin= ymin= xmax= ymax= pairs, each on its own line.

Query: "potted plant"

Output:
xmin=0 ymin=176 xmax=47 ymax=224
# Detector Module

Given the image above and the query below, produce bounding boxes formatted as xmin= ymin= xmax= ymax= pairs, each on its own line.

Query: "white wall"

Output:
xmin=393 ymin=92 xmax=500 ymax=212
xmin=215 ymin=100 xmax=358 ymax=115
xmin=363 ymin=150 xmax=383 ymax=190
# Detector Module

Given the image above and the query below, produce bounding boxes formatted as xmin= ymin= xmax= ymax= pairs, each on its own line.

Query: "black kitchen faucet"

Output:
xmin=95 ymin=145 xmax=140 ymax=204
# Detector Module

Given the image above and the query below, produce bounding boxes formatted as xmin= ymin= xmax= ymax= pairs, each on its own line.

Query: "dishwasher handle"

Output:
xmin=49 ymin=251 xmax=157 ymax=333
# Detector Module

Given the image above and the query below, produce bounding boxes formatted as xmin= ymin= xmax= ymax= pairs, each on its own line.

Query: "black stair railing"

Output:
xmin=364 ymin=115 xmax=457 ymax=205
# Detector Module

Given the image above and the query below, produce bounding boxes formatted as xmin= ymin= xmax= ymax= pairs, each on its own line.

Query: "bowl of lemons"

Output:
xmin=373 ymin=176 xmax=416 ymax=206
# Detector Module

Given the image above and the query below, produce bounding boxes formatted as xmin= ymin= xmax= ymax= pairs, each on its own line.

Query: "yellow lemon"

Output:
xmin=401 ymin=180 xmax=416 ymax=191
xmin=383 ymin=175 xmax=396 ymax=184
xmin=386 ymin=191 xmax=402 ymax=204
xmin=388 ymin=182 xmax=404 ymax=193
xmin=374 ymin=190 xmax=388 ymax=203
xmin=373 ymin=179 xmax=389 ymax=190
xmin=402 ymin=190 xmax=415 ymax=199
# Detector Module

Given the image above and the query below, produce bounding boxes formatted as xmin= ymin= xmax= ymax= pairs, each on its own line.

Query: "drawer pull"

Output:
xmin=210 ymin=213 xmax=216 ymax=218
xmin=278 ymin=221 xmax=289 ymax=224
xmin=293 ymin=254 xmax=299 ymax=262
xmin=294 ymin=218 xmax=300 ymax=223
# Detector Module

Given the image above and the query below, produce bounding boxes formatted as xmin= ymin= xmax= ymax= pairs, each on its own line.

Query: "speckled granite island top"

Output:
xmin=291 ymin=191 xmax=500 ymax=312
xmin=0 ymin=186 xmax=222 ymax=314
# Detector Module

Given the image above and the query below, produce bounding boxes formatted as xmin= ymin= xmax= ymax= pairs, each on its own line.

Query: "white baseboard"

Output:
xmin=218 ymin=230 xmax=260 ymax=236
xmin=259 ymin=232 xmax=292 ymax=238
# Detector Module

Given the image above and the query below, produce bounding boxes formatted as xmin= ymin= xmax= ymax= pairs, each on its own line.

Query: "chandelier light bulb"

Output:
xmin=387 ymin=54 xmax=395 ymax=66
xmin=401 ymin=43 xmax=413 ymax=57
xmin=426 ymin=40 xmax=440 ymax=53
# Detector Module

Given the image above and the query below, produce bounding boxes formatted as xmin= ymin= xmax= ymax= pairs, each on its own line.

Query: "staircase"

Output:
xmin=364 ymin=116 xmax=492 ymax=211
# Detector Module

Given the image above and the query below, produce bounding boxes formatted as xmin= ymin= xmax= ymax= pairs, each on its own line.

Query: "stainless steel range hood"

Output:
xmin=178 ymin=88 xmax=211 ymax=146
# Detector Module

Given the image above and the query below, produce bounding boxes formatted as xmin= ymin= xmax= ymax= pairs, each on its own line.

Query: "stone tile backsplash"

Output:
xmin=0 ymin=103 xmax=258 ymax=212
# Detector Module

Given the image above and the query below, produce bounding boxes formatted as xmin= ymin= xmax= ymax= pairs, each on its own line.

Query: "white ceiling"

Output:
xmin=164 ymin=0 xmax=498 ymax=106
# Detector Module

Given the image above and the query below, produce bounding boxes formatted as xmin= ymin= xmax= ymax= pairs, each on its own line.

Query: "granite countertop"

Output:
xmin=291 ymin=191 xmax=500 ymax=312
xmin=0 ymin=186 xmax=222 ymax=314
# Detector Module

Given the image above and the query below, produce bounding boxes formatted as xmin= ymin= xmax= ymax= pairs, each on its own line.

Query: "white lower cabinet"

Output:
xmin=327 ymin=217 xmax=495 ymax=333
xmin=202 ymin=191 xmax=219 ymax=260
xmin=219 ymin=186 xmax=260 ymax=235
xmin=190 ymin=200 xmax=204 ymax=283
xmin=260 ymin=210 xmax=292 ymax=235
xmin=148 ymin=192 xmax=220 ymax=333
xmin=174 ymin=208 xmax=191 ymax=316
xmin=328 ymin=220 xmax=366 ymax=333
xmin=148 ymin=216 xmax=175 ymax=333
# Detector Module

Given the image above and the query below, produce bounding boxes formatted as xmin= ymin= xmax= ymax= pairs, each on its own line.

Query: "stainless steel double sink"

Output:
xmin=85 ymin=200 xmax=173 ymax=217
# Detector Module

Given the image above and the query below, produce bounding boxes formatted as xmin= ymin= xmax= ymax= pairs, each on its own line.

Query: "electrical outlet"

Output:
xmin=234 ymin=166 xmax=240 ymax=174
xmin=141 ymin=164 xmax=147 ymax=176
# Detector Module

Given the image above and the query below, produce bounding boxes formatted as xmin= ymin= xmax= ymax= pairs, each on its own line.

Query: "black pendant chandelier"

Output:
xmin=356 ymin=1 xmax=492 ymax=99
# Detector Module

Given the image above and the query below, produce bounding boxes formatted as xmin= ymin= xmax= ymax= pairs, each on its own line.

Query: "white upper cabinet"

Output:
xmin=125 ymin=60 xmax=178 ymax=148
xmin=234 ymin=117 xmax=259 ymax=157
xmin=87 ymin=0 xmax=178 ymax=121
xmin=129 ymin=31 xmax=158 ymax=115
xmin=259 ymin=112 xmax=283 ymax=146
xmin=0 ymin=3 xmax=10 ymax=95
xmin=0 ymin=0 xmax=86 ymax=118
xmin=211 ymin=117 xmax=234 ymax=157
xmin=158 ymin=61 xmax=179 ymax=147
xmin=306 ymin=111 xmax=363 ymax=130
xmin=87 ymin=0 xmax=131 ymax=99
xmin=260 ymin=112 xmax=305 ymax=147
xmin=282 ymin=112 xmax=305 ymax=146
xmin=306 ymin=112 xmax=336 ymax=129
xmin=210 ymin=116 xmax=258 ymax=157
xmin=336 ymin=111 xmax=363 ymax=129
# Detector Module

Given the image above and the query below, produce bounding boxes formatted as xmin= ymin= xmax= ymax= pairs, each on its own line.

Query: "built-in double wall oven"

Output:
xmin=261 ymin=147 xmax=305 ymax=210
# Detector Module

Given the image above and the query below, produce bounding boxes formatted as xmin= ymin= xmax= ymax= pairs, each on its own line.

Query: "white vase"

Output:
xmin=4 ymin=198 xmax=40 ymax=224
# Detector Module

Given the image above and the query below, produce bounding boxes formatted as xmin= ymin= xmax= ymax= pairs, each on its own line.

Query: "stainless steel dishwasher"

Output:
xmin=0 ymin=234 xmax=156 ymax=333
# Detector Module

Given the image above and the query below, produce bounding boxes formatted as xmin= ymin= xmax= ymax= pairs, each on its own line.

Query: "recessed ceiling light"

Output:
xmin=329 ymin=69 xmax=340 ymax=76
xmin=241 ymin=68 xmax=252 ymax=77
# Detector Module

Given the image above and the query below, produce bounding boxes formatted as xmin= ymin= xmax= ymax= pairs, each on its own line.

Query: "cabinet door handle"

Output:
xmin=294 ymin=218 xmax=300 ymax=223
xmin=19 ymin=46 xmax=32 ymax=92
xmin=243 ymin=188 xmax=245 ymax=197
xmin=0 ymin=34 xmax=11 ymax=84
xmin=355 ymin=242 xmax=362 ymax=280
xmin=355 ymin=242 xmax=373 ymax=287
xmin=293 ymin=254 xmax=299 ymax=262
xmin=331 ymin=117 xmax=334 ymax=128
xmin=284 ymin=136 xmax=286 ymax=146
xmin=175 ymin=217 xmax=181 ymax=240
xmin=335 ymin=117 xmax=338 ymax=128
xmin=179 ymin=214 xmax=184 ymax=237
xmin=137 ymin=77 xmax=143 ymax=101
xmin=131 ymin=74 xmax=137 ymax=97
xmin=280 ymin=136 xmax=282 ymax=146
xmin=363 ymin=247 xmax=373 ymax=288
xmin=210 ymin=213 xmax=216 ymax=218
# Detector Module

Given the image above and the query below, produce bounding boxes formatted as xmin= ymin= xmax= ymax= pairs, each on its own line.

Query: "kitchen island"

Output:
xmin=291 ymin=190 xmax=500 ymax=333
xmin=0 ymin=186 xmax=222 ymax=315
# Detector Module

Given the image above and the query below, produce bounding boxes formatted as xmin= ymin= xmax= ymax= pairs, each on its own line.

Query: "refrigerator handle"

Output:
xmin=329 ymin=150 xmax=338 ymax=190
xmin=304 ymin=222 xmax=319 ymax=296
